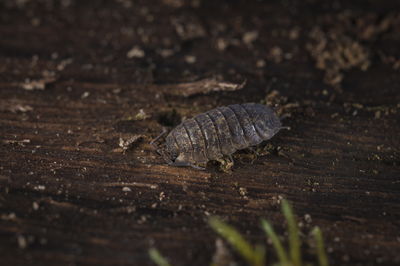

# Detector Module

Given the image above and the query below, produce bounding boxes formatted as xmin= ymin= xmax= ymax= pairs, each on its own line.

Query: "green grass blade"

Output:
xmin=261 ymin=219 xmax=289 ymax=265
xmin=149 ymin=248 xmax=171 ymax=266
xmin=254 ymin=244 xmax=266 ymax=266
xmin=209 ymin=217 xmax=263 ymax=266
xmin=281 ymin=199 xmax=302 ymax=266
xmin=312 ymin=227 xmax=329 ymax=266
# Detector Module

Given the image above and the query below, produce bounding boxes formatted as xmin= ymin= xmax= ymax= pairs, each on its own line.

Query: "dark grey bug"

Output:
xmin=151 ymin=103 xmax=284 ymax=169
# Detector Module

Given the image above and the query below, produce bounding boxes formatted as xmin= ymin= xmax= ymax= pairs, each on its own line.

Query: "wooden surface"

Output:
xmin=1 ymin=0 xmax=400 ymax=265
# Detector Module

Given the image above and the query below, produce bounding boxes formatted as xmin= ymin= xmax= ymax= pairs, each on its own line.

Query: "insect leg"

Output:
xmin=228 ymin=154 xmax=235 ymax=165
xmin=150 ymin=128 xmax=168 ymax=150
xmin=247 ymin=146 xmax=260 ymax=156
xmin=216 ymin=155 xmax=234 ymax=172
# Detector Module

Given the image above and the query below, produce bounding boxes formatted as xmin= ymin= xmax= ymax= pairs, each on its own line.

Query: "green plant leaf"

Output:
xmin=209 ymin=217 xmax=264 ymax=266
xmin=281 ymin=199 xmax=302 ymax=266
xmin=312 ymin=227 xmax=329 ymax=266
xmin=261 ymin=219 xmax=289 ymax=265
xmin=149 ymin=248 xmax=171 ymax=266
xmin=149 ymin=202 xmax=330 ymax=266
xmin=254 ymin=244 xmax=267 ymax=266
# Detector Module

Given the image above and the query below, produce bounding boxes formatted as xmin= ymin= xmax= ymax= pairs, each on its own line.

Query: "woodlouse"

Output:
xmin=151 ymin=103 xmax=284 ymax=169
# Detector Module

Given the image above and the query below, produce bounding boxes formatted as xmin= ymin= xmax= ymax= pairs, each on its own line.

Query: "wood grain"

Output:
xmin=1 ymin=1 xmax=400 ymax=265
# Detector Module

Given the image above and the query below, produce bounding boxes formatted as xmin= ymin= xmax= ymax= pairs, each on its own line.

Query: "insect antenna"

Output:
xmin=150 ymin=128 xmax=168 ymax=150
xmin=279 ymin=113 xmax=291 ymax=121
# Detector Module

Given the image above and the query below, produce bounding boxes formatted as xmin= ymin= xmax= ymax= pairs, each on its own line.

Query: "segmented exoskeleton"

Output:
xmin=151 ymin=103 xmax=284 ymax=169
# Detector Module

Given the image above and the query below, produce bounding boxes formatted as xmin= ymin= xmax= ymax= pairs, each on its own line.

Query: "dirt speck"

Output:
xmin=122 ymin=187 xmax=132 ymax=192
xmin=17 ymin=235 xmax=27 ymax=249
xmin=134 ymin=109 xmax=150 ymax=121
xmin=242 ymin=31 xmax=258 ymax=46
xmin=32 ymin=202 xmax=39 ymax=210
xmin=21 ymin=77 xmax=56 ymax=91
xmin=269 ymin=46 xmax=283 ymax=63
xmin=127 ymin=46 xmax=145 ymax=59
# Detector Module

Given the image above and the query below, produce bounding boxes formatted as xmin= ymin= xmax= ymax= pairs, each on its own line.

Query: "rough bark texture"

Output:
xmin=1 ymin=0 xmax=399 ymax=265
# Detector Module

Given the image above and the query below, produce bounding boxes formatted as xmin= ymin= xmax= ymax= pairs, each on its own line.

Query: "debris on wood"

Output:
xmin=164 ymin=78 xmax=246 ymax=97
xmin=304 ymin=214 xmax=312 ymax=223
xmin=17 ymin=235 xmax=27 ymax=249
xmin=216 ymin=157 xmax=234 ymax=173
xmin=238 ymin=187 xmax=248 ymax=199
xmin=159 ymin=191 xmax=166 ymax=201
xmin=184 ymin=55 xmax=197 ymax=64
xmin=10 ymin=104 xmax=33 ymax=113
xmin=307 ymin=27 xmax=370 ymax=88
xmin=172 ymin=16 xmax=206 ymax=40
xmin=216 ymin=38 xmax=229 ymax=51
xmin=354 ymin=12 xmax=400 ymax=41
xmin=134 ymin=109 xmax=150 ymax=120
xmin=81 ymin=91 xmax=90 ymax=99
xmin=33 ymin=185 xmax=46 ymax=191
xmin=303 ymin=10 xmax=396 ymax=89
xmin=269 ymin=46 xmax=283 ymax=63
xmin=256 ymin=59 xmax=266 ymax=68
xmin=379 ymin=52 xmax=400 ymax=70
xmin=21 ymin=77 xmax=57 ymax=90
xmin=263 ymin=90 xmax=300 ymax=117
xmin=288 ymin=27 xmax=300 ymax=40
xmin=258 ymin=143 xmax=279 ymax=157
xmin=0 ymin=101 xmax=33 ymax=113
xmin=127 ymin=46 xmax=145 ymax=58
xmin=242 ymin=31 xmax=258 ymax=46
xmin=3 ymin=139 xmax=31 ymax=146
xmin=122 ymin=187 xmax=132 ymax=192
xmin=118 ymin=135 xmax=144 ymax=153
xmin=1 ymin=213 xmax=16 ymax=221
xmin=32 ymin=202 xmax=39 ymax=210
xmin=157 ymin=48 xmax=175 ymax=58
xmin=56 ymin=58 xmax=73 ymax=71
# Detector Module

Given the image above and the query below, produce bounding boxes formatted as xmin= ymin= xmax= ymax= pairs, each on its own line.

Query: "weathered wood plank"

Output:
xmin=1 ymin=0 xmax=400 ymax=265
